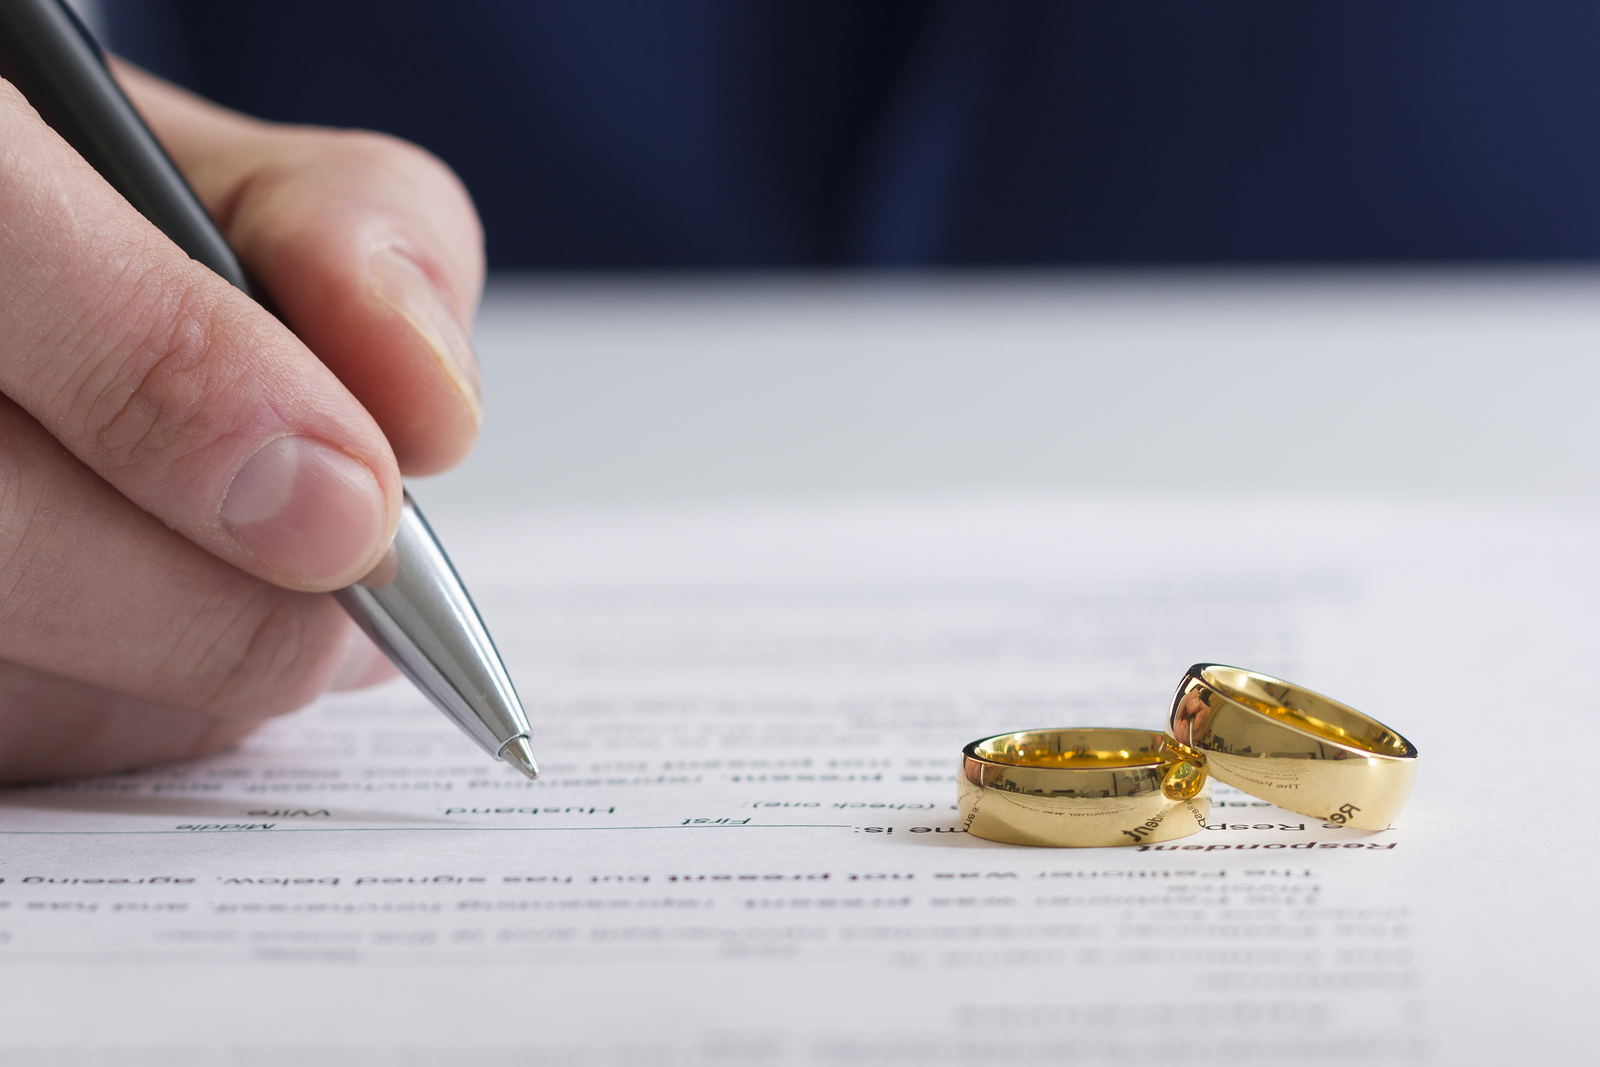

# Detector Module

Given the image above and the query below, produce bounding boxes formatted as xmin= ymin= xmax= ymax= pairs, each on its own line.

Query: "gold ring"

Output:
xmin=958 ymin=729 xmax=1210 ymax=847
xmin=1167 ymin=664 xmax=1418 ymax=830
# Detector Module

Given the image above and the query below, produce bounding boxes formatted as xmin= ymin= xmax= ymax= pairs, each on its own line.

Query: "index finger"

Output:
xmin=0 ymin=79 xmax=401 ymax=590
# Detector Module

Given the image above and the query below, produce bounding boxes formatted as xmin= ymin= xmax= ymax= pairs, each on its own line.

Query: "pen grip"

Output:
xmin=0 ymin=0 xmax=252 ymax=294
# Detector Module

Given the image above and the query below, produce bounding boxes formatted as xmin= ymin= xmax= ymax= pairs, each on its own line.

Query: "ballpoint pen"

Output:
xmin=0 ymin=0 xmax=539 ymax=779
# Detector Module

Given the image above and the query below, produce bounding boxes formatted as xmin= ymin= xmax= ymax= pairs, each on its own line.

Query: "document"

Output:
xmin=0 ymin=496 xmax=1584 ymax=1063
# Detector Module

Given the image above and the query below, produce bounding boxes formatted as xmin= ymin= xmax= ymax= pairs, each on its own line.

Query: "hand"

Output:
xmin=0 ymin=62 xmax=484 ymax=781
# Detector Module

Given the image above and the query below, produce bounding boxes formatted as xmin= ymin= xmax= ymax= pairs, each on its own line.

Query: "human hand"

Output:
xmin=0 ymin=62 xmax=484 ymax=781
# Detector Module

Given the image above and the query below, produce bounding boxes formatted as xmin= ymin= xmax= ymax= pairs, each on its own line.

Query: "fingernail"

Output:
xmin=221 ymin=435 xmax=388 ymax=588
xmin=370 ymin=246 xmax=482 ymax=423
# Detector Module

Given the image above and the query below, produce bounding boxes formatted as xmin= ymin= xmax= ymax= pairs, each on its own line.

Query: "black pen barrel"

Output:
xmin=0 ymin=0 xmax=251 ymax=293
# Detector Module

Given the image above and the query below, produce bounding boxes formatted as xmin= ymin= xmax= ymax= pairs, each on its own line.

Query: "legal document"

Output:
xmin=0 ymin=496 xmax=1584 ymax=1063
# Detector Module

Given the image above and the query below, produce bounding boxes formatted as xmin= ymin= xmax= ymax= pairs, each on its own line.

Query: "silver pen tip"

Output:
xmin=499 ymin=736 xmax=540 ymax=780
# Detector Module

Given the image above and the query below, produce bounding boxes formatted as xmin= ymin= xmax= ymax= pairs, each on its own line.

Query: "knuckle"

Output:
xmin=76 ymin=270 xmax=245 ymax=479
xmin=332 ymin=128 xmax=460 ymax=187
xmin=271 ymin=126 xmax=464 ymax=207
xmin=316 ymin=130 xmax=482 ymax=243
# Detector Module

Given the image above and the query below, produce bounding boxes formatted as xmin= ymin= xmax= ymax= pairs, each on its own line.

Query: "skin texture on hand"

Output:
xmin=0 ymin=64 xmax=485 ymax=782
xmin=118 ymin=63 xmax=486 ymax=475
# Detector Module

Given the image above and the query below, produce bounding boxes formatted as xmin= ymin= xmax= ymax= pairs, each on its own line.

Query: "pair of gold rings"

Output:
xmin=958 ymin=665 xmax=1418 ymax=847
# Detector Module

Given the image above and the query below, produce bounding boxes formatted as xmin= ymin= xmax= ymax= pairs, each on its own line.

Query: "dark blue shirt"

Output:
xmin=105 ymin=1 xmax=1600 ymax=269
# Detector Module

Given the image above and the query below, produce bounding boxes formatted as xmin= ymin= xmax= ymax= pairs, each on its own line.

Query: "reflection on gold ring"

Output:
xmin=958 ymin=728 xmax=1210 ymax=847
xmin=1167 ymin=664 xmax=1417 ymax=831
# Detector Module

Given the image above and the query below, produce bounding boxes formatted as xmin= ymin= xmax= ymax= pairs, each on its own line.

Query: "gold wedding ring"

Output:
xmin=1167 ymin=664 xmax=1417 ymax=830
xmin=958 ymin=729 xmax=1210 ymax=847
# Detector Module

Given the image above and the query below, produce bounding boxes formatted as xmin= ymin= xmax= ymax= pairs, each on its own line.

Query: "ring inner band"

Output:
xmin=1198 ymin=666 xmax=1414 ymax=758
xmin=970 ymin=729 xmax=1182 ymax=772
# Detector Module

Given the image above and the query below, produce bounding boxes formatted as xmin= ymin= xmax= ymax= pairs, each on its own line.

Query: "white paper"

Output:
xmin=0 ymin=496 xmax=1585 ymax=1064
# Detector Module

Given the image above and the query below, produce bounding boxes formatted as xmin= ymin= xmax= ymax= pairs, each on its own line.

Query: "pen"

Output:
xmin=0 ymin=0 xmax=539 ymax=779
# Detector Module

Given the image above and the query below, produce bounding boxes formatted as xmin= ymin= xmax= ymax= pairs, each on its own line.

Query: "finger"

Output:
xmin=115 ymin=62 xmax=486 ymax=476
xmin=0 ymin=625 xmax=395 ymax=783
xmin=0 ymin=659 xmax=265 ymax=783
xmin=0 ymin=79 xmax=400 ymax=591
xmin=0 ymin=392 xmax=369 ymax=728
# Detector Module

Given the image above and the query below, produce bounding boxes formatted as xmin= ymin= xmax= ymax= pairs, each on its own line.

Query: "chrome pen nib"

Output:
xmin=334 ymin=491 xmax=535 ymax=765
xmin=499 ymin=736 xmax=540 ymax=780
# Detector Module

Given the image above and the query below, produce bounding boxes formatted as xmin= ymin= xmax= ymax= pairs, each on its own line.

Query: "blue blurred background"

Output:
xmin=98 ymin=1 xmax=1600 ymax=271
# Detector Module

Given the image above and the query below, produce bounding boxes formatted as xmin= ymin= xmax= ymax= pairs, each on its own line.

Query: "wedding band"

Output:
xmin=958 ymin=729 xmax=1210 ymax=847
xmin=1167 ymin=664 xmax=1418 ymax=830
